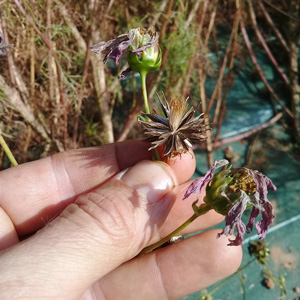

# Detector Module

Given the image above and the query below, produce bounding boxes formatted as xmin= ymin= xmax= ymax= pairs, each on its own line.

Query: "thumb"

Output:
xmin=0 ymin=160 xmax=177 ymax=299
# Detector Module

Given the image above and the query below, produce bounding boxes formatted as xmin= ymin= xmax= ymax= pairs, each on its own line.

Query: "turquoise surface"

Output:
xmin=180 ymin=44 xmax=300 ymax=299
xmin=182 ymin=125 xmax=300 ymax=300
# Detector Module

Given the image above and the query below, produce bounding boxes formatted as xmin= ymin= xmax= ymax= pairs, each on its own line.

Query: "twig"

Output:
xmin=204 ymin=0 xmax=218 ymax=47
xmin=198 ymin=65 xmax=213 ymax=165
xmin=150 ymin=0 xmax=168 ymax=28
xmin=237 ymin=0 xmax=294 ymax=119
xmin=207 ymin=10 xmax=238 ymax=112
xmin=198 ymin=0 xmax=219 ymax=167
xmin=0 ymin=75 xmax=64 ymax=151
xmin=248 ymin=0 xmax=289 ymax=85
xmin=212 ymin=112 xmax=283 ymax=148
xmin=23 ymin=27 xmax=36 ymax=158
xmin=53 ymin=0 xmax=87 ymax=55
xmin=90 ymin=0 xmax=114 ymax=144
xmin=159 ymin=0 xmax=175 ymax=45
xmin=193 ymin=111 xmax=283 ymax=151
xmin=174 ymin=0 xmax=208 ymax=94
xmin=244 ymin=133 xmax=259 ymax=167
xmin=288 ymin=0 xmax=300 ymax=139
xmin=258 ymin=0 xmax=289 ymax=52
xmin=182 ymin=0 xmax=209 ymax=96
xmin=116 ymin=90 xmax=142 ymax=142
xmin=13 ymin=0 xmax=68 ymax=148
xmin=184 ymin=0 xmax=202 ymax=30
xmin=1 ymin=15 xmax=29 ymax=103
xmin=213 ymin=14 xmax=240 ymax=142
xmin=0 ymin=134 xmax=18 ymax=166
xmin=262 ymin=0 xmax=300 ymax=22
xmin=149 ymin=1 xmax=183 ymax=99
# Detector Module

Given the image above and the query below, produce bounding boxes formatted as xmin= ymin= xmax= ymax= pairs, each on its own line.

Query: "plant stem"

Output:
xmin=139 ymin=203 xmax=212 ymax=255
xmin=0 ymin=134 xmax=18 ymax=166
xmin=206 ymin=259 xmax=254 ymax=297
xmin=237 ymin=270 xmax=246 ymax=300
xmin=140 ymin=70 xmax=161 ymax=160
xmin=140 ymin=71 xmax=150 ymax=114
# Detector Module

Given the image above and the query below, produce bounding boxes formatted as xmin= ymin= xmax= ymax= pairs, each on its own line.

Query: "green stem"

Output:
xmin=206 ymin=259 xmax=255 ymax=297
xmin=139 ymin=203 xmax=212 ymax=255
xmin=264 ymin=263 xmax=286 ymax=298
xmin=140 ymin=71 xmax=150 ymax=114
xmin=0 ymin=134 xmax=18 ymax=166
xmin=237 ymin=270 xmax=246 ymax=300
xmin=139 ymin=70 xmax=161 ymax=161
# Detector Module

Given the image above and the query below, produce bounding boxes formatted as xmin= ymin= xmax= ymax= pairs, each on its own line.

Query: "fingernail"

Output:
xmin=119 ymin=160 xmax=177 ymax=202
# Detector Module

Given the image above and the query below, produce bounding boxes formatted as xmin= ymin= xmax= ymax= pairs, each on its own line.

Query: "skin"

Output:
xmin=0 ymin=139 xmax=242 ymax=300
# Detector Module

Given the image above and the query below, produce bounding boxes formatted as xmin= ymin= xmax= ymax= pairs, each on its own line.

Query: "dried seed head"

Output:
xmin=138 ymin=93 xmax=209 ymax=158
xmin=168 ymin=98 xmax=188 ymax=130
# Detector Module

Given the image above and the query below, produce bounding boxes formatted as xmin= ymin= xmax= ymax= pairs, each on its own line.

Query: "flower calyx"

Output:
xmin=127 ymin=27 xmax=161 ymax=75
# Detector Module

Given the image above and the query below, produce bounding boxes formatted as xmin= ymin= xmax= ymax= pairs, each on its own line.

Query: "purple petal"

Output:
xmin=256 ymin=201 xmax=274 ymax=240
xmin=217 ymin=190 xmax=249 ymax=246
xmin=104 ymin=48 xmax=122 ymax=65
xmin=227 ymin=221 xmax=246 ymax=246
xmin=183 ymin=159 xmax=229 ymax=200
xmin=246 ymin=206 xmax=260 ymax=233
xmin=118 ymin=67 xmax=132 ymax=79
xmin=249 ymin=170 xmax=276 ymax=205
xmin=90 ymin=30 xmax=136 ymax=65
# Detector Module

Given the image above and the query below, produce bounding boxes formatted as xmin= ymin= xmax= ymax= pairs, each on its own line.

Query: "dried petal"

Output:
xmin=256 ymin=201 xmax=274 ymax=239
xmin=90 ymin=28 xmax=161 ymax=77
xmin=183 ymin=159 xmax=229 ymax=200
xmin=248 ymin=170 xmax=276 ymax=203
xmin=118 ymin=67 xmax=132 ymax=79
xmin=217 ymin=190 xmax=249 ymax=245
xmin=228 ymin=221 xmax=246 ymax=246
xmin=90 ymin=32 xmax=134 ymax=65
xmin=246 ymin=206 xmax=260 ymax=233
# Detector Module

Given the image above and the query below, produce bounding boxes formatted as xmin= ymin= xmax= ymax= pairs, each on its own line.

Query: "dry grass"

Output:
xmin=0 ymin=0 xmax=298 ymax=168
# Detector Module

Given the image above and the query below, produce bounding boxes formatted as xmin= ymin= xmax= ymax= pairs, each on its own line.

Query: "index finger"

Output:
xmin=0 ymin=139 xmax=195 ymax=236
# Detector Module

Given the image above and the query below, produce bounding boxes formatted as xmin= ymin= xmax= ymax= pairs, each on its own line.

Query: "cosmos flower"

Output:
xmin=90 ymin=27 xmax=161 ymax=78
xmin=138 ymin=93 xmax=209 ymax=157
xmin=183 ymin=160 xmax=276 ymax=246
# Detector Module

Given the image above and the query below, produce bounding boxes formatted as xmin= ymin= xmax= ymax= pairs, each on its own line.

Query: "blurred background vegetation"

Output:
xmin=0 ymin=0 xmax=299 ymax=168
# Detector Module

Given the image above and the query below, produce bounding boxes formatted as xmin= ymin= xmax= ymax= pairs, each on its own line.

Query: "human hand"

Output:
xmin=0 ymin=139 xmax=242 ymax=299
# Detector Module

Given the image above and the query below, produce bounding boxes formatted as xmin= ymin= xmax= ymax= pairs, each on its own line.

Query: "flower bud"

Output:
xmin=248 ymin=240 xmax=270 ymax=265
xmin=127 ymin=27 xmax=162 ymax=74
xmin=90 ymin=27 xmax=161 ymax=78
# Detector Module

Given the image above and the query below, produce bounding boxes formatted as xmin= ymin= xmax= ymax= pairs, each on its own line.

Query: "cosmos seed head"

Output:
xmin=138 ymin=93 xmax=209 ymax=158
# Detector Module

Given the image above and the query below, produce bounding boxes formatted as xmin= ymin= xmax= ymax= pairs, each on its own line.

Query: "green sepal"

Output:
xmin=204 ymin=167 xmax=236 ymax=216
xmin=127 ymin=46 xmax=162 ymax=74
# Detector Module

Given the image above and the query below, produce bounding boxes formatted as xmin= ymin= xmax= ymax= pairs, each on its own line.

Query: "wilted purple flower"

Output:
xmin=183 ymin=160 xmax=276 ymax=246
xmin=90 ymin=27 xmax=161 ymax=78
